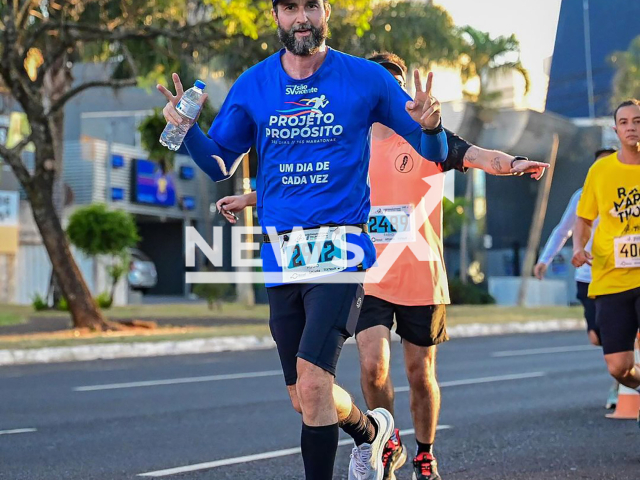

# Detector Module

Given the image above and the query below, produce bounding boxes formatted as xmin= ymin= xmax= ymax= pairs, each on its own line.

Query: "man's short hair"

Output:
xmin=613 ymin=99 xmax=640 ymax=123
xmin=594 ymin=148 xmax=616 ymax=160
xmin=366 ymin=52 xmax=407 ymax=81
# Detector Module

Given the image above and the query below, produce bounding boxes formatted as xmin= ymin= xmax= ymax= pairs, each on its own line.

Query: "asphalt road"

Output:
xmin=1 ymin=331 xmax=638 ymax=479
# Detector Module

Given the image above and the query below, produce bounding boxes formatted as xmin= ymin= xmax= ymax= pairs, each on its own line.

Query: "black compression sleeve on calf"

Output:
xmin=338 ymin=403 xmax=377 ymax=446
xmin=301 ymin=423 xmax=339 ymax=480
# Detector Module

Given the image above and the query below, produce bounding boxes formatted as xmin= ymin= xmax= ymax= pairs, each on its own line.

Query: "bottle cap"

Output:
xmin=194 ymin=80 xmax=206 ymax=90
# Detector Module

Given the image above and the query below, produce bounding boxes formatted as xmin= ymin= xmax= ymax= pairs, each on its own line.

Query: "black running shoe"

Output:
xmin=412 ymin=452 xmax=441 ymax=480
xmin=381 ymin=428 xmax=407 ymax=480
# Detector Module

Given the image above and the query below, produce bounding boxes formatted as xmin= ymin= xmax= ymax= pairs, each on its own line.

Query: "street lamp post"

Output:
xmin=583 ymin=0 xmax=596 ymax=119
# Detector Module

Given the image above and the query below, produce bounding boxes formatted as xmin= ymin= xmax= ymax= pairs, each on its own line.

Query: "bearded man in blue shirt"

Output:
xmin=158 ymin=1 xmax=448 ymax=479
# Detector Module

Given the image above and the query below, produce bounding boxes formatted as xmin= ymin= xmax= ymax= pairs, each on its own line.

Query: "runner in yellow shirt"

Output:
xmin=573 ymin=99 xmax=640 ymax=425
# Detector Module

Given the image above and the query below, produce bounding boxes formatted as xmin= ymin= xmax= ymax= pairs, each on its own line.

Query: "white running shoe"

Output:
xmin=605 ymin=381 xmax=619 ymax=410
xmin=348 ymin=408 xmax=394 ymax=480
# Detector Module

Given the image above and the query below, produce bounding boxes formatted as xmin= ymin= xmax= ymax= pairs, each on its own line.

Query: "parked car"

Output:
xmin=128 ymin=248 xmax=157 ymax=292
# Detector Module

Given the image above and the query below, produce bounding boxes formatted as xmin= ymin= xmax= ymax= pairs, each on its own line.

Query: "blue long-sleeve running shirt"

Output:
xmin=183 ymin=48 xmax=448 ymax=285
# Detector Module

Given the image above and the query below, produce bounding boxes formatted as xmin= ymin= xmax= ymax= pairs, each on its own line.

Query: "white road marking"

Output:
xmin=74 ymin=370 xmax=282 ymax=392
xmin=136 ymin=370 xmax=548 ymax=477
xmin=394 ymin=371 xmax=545 ymax=392
xmin=0 ymin=428 xmax=37 ymax=436
xmin=137 ymin=426 xmax=451 ymax=477
xmin=492 ymin=345 xmax=597 ymax=357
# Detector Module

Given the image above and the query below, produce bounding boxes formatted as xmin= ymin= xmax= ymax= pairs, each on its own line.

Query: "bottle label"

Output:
xmin=176 ymin=98 xmax=200 ymax=120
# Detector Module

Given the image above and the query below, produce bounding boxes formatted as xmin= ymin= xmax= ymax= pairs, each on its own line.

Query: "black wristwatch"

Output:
xmin=422 ymin=121 xmax=444 ymax=135
xmin=510 ymin=156 xmax=528 ymax=168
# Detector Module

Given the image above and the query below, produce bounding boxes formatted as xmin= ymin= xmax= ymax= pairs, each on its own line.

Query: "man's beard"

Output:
xmin=277 ymin=21 xmax=328 ymax=56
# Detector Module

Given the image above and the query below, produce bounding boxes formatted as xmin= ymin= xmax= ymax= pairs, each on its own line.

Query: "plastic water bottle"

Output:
xmin=159 ymin=80 xmax=206 ymax=151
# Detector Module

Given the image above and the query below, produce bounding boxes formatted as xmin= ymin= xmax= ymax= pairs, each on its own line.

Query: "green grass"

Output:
xmin=107 ymin=302 xmax=270 ymax=320
xmin=0 ymin=324 xmax=272 ymax=350
xmin=446 ymin=305 xmax=583 ymax=324
xmin=0 ymin=302 xmax=270 ymax=328
xmin=0 ymin=305 xmax=32 ymax=326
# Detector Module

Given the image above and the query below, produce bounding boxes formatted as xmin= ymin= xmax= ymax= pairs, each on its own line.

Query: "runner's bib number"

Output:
xmin=368 ymin=205 xmax=415 ymax=244
xmin=614 ymin=234 xmax=640 ymax=268
xmin=280 ymin=226 xmax=347 ymax=282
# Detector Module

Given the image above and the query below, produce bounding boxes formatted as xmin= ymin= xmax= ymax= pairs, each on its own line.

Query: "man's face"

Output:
xmin=272 ymin=0 xmax=330 ymax=56
xmin=614 ymin=104 xmax=640 ymax=148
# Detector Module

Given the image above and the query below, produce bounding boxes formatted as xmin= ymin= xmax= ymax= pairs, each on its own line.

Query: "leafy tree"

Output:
xmin=331 ymin=1 xmax=461 ymax=67
xmin=214 ymin=0 xmax=374 ymax=80
xmin=67 ymin=204 xmax=139 ymax=307
xmin=138 ymin=109 xmax=177 ymax=170
xmin=0 ymin=0 xmax=295 ymax=330
xmin=611 ymin=35 xmax=640 ymax=107
xmin=216 ymin=1 xmax=459 ymax=81
xmin=138 ymin=102 xmax=218 ymax=169
xmin=459 ymin=26 xmax=530 ymax=106
xmin=442 ymin=197 xmax=467 ymax=239
xmin=67 ymin=204 xmax=139 ymax=257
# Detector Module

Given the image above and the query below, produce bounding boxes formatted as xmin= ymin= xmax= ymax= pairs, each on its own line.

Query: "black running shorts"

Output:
xmin=355 ymin=295 xmax=448 ymax=347
xmin=576 ymin=281 xmax=599 ymax=337
xmin=595 ymin=286 xmax=640 ymax=355
xmin=267 ymin=283 xmax=364 ymax=385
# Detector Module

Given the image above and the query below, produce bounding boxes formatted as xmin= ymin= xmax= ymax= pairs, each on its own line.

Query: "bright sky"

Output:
xmin=433 ymin=0 xmax=563 ymax=110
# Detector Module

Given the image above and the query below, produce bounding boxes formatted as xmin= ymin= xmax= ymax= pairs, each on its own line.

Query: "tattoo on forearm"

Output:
xmin=463 ymin=146 xmax=479 ymax=164
xmin=491 ymin=156 xmax=504 ymax=173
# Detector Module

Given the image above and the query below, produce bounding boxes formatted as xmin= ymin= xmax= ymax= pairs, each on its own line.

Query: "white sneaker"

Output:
xmin=348 ymin=408 xmax=394 ymax=480
xmin=605 ymin=381 xmax=619 ymax=410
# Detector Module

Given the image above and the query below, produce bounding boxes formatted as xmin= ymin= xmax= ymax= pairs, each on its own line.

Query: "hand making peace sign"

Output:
xmin=157 ymin=73 xmax=208 ymax=126
xmin=405 ymin=71 xmax=441 ymax=130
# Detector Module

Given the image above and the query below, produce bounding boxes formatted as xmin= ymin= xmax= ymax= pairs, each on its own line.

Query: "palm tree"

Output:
xmin=331 ymin=1 xmax=462 ymax=67
xmin=456 ymin=26 xmax=530 ymax=284
xmin=459 ymin=26 xmax=530 ymax=107
xmin=610 ymin=35 xmax=640 ymax=107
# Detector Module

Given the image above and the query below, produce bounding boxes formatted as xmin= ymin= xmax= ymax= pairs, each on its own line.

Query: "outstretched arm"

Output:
xmin=462 ymin=146 xmax=549 ymax=180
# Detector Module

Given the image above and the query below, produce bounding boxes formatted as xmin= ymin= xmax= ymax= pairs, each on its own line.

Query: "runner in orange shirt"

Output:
xmin=215 ymin=52 xmax=548 ymax=480
xmin=357 ymin=53 xmax=547 ymax=480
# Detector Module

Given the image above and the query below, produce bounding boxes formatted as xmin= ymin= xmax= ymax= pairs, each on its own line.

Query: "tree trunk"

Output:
xmin=517 ymin=134 xmax=559 ymax=306
xmin=22 ymin=101 xmax=119 ymax=330
xmin=109 ymin=272 xmax=118 ymax=306
xmin=45 ymin=63 xmax=70 ymax=306
xmin=34 ymin=61 xmax=119 ymax=330
xmin=28 ymin=182 xmax=117 ymax=330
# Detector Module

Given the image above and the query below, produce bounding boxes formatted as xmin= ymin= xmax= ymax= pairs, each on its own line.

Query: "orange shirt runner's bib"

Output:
xmin=364 ymin=131 xmax=469 ymax=306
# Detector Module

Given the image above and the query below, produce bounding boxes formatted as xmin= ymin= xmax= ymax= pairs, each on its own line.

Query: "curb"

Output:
xmin=0 ymin=319 xmax=584 ymax=366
